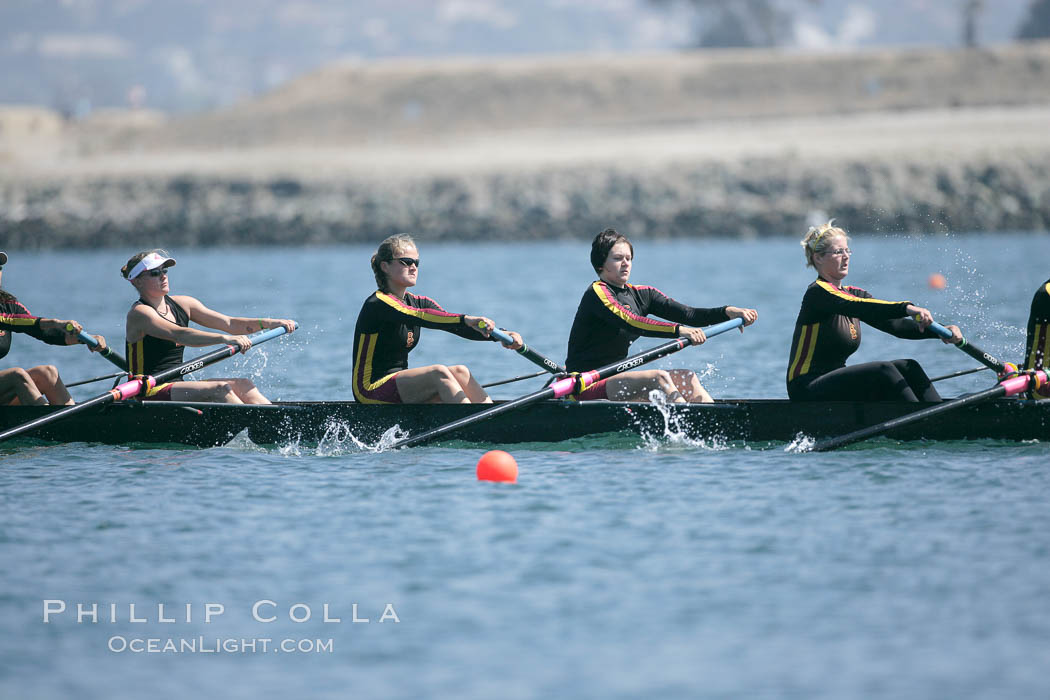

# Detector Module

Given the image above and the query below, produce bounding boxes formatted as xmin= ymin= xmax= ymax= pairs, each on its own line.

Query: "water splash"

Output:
xmin=634 ymin=390 xmax=731 ymax=451
xmin=784 ymin=432 xmax=816 ymax=453
xmin=267 ymin=420 xmax=407 ymax=457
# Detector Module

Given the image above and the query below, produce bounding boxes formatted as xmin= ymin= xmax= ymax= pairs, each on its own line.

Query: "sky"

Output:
xmin=0 ymin=0 xmax=1037 ymax=113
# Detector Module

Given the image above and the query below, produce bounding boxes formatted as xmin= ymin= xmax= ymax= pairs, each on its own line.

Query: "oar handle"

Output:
xmin=479 ymin=321 xmax=566 ymax=374
xmin=925 ymin=321 xmax=1007 ymax=375
xmin=72 ymin=328 xmax=128 ymax=370
xmin=688 ymin=317 xmax=745 ymax=343
xmin=924 ymin=321 xmax=957 ymax=341
xmin=479 ymin=322 xmax=512 ymax=345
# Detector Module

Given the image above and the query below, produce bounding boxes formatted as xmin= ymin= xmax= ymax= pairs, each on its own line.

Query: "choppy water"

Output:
xmin=1 ymin=233 xmax=1049 ymax=699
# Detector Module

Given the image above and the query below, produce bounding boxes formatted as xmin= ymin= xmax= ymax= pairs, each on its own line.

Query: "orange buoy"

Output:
xmin=928 ymin=273 xmax=947 ymax=290
xmin=476 ymin=450 xmax=518 ymax=483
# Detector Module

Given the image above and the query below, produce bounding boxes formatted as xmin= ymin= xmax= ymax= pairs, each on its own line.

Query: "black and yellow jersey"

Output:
xmin=1025 ymin=278 xmax=1050 ymax=371
xmin=786 ymin=279 xmax=934 ymax=391
xmin=565 ymin=280 xmax=728 ymax=372
xmin=126 ymin=296 xmax=189 ymax=378
xmin=352 ymin=290 xmax=491 ymax=400
xmin=0 ymin=292 xmax=67 ymax=360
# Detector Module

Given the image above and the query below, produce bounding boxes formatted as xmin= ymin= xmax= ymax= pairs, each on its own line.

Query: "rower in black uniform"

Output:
xmin=122 ymin=249 xmax=295 ymax=403
xmin=353 ymin=234 xmax=523 ymax=404
xmin=565 ymin=228 xmax=757 ymax=403
xmin=1024 ymin=277 xmax=1050 ymax=398
xmin=787 ymin=220 xmax=963 ymax=401
xmin=0 ymin=251 xmax=109 ymax=405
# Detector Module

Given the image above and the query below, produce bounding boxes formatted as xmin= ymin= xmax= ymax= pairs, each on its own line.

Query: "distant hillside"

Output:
xmin=88 ymin=42 xmax=1050 ymax=152
xmin=3 ymin=43 xmax=1050 ymax=247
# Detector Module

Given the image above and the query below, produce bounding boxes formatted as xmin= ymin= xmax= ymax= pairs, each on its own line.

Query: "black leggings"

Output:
xmin=789 ymin=359 xmax=942 ymax=402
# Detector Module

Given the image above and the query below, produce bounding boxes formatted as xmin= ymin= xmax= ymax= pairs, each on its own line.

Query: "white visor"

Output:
xmin=128 ymin=253 xmax=176 ymax=280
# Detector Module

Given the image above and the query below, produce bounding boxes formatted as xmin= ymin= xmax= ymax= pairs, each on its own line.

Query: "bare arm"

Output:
xmin=126 ymin=302 xmax=247 ymax=350
xmin=179 ymin=296 xmax=296 ymax=335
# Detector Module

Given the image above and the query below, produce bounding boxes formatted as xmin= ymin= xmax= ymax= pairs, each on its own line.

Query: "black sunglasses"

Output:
xmin=394 ymin=257 xmax=420 ymax=268
xmin=146 ymin=268 xmax=169 ymax=277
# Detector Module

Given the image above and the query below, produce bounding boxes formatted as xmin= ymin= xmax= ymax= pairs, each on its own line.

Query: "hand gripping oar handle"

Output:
xmin=809 ymin=369 xmax=1049 ymax=452
xmin=0 ymin=324 xmax=295 ymax=443
xmin=924 ymin=321 xmax=1008 ymax=375
xmin=390 ymin=317 xmax=743 ymax=449
xmin=71 ymin=327 xmax=128 ymax=371
xmin=479 ymin=321 xmax=566 ymax=374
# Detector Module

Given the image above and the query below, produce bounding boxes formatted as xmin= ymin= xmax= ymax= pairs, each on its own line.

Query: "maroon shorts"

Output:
xmin=140 ymin=382 xmax=174 ymax=401
xmin=353 ymin=371 xmax=404 ymax=404
xmin=573 ymin=377 xmax=609 ymax=401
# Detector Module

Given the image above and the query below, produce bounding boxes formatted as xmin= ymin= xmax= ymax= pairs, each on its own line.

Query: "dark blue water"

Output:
xmin=1 ymin=234 xmax=1048 ymax=698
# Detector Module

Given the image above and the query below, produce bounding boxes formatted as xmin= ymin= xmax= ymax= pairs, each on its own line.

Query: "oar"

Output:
xmin=0 ymin=325 xmax=294 ymax=443
xmin=479 ymin=322 xmax=566 ymax=375
xmin=71 ymin=327 xmax=128 ymax=370
xmin=66 ymin=371 xmax=127 ymax=388
xmin=482 ymin=370 xmax=549 ymax=389
xmin=930 ymin=366 xmax=992 ymax=383
xmin=809 ymin=369 xmax=1049 ymax=452
xmin=809 ymin=319 xmax=1021 ymax=452
xmin=925 ymin=321 xmax=1008 ymax=374
xmin=389 ymin=317 xmax=744 ymax=449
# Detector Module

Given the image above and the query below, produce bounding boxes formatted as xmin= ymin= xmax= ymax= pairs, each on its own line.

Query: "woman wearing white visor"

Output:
xmin=121 ymin=249 xmax=296 ymax=403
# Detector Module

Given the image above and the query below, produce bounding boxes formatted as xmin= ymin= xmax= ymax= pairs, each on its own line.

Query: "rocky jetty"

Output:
xmin=3 ymin=43 xmax=1050 ymax=247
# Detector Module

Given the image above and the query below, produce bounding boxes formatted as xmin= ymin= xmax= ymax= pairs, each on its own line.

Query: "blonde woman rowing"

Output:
xmin=352 ymin=234 xmax=523 ymax=404
xmin=787 ymin=221 xmax=962 ymax=401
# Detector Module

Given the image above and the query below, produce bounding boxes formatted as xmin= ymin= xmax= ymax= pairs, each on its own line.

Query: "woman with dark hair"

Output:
xmin=353 ymin=234 xmax=523 ymax=404
xmin=565 ymin=229 xmax=757 ymax=403
xmin=0 ymin=251 xmax=109 ymax=405
xmin=786 ymin=220 xmax=961 ymax=401
xmin=122 ymin=249 xmax=296 ymax=404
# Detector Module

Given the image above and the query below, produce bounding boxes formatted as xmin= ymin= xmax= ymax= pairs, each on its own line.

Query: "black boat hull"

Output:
xmin=1 ymin=398 xmax=1047 ymax=448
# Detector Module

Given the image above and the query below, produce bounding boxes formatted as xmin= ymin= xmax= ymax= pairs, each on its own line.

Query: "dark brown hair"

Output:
xmin=590 ymin=228 xmax=633 ymax=274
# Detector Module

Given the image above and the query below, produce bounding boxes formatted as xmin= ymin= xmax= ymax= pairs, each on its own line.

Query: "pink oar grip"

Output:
xmin=112 ymin=379 xmax=146 ymax=400
xmin=1000 ymin=370 xmax=1049 ymax=396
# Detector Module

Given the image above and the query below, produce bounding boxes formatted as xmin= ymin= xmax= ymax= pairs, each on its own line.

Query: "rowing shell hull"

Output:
xmin=0 ymin=399 xmax=1047 ymax=448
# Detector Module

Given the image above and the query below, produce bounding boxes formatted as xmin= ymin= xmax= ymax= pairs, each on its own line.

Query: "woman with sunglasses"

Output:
xmin=787 ymin=220 xmax=962 ymax=401
xmin=1 ymin=251 xmax=109 ymax=405
xmin=353 ymin=234 xmax=523 ymax=404
xmin=121 ymin=249 xmax=296 ymax=403
xmin=565 ymin=228 xmax=758 ymax=403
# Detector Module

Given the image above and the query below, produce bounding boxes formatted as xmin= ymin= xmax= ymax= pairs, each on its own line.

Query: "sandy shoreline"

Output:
xmin=2 ymin=44 xmax=1049 ymax=246
xmin=5 ymin=105 xmax=1048 ymax=180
